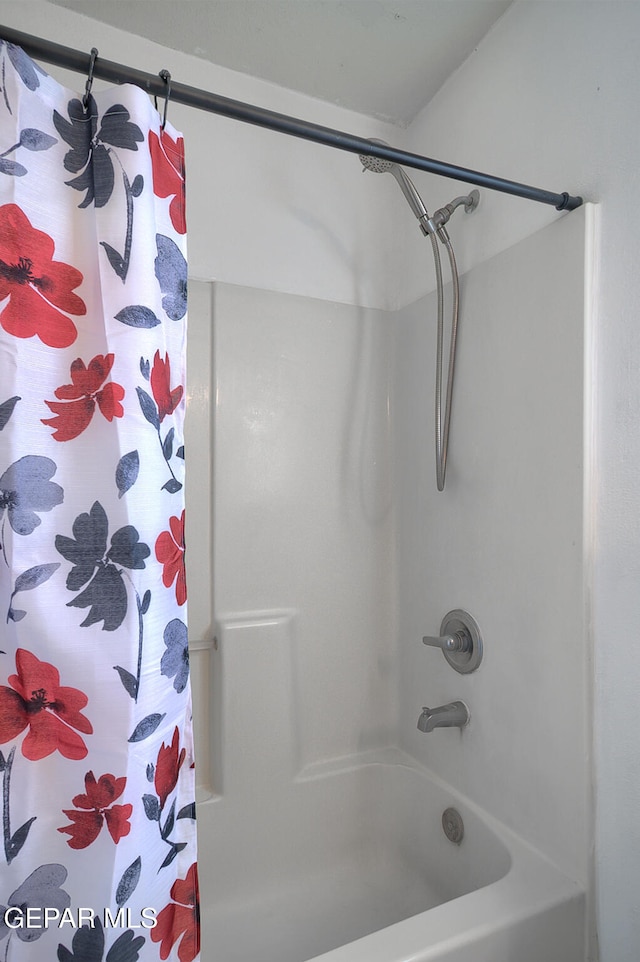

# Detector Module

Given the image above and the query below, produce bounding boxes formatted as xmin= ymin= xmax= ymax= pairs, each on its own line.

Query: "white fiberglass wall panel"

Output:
xmin=394 ymin=208 xmax=592 ymax=886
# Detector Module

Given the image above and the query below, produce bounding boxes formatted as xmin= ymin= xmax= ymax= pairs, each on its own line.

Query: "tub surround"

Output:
xmin=190 ymin=207 xmax=591 ymax=960
xmin=196 ymin=600 xmax=585 ymax=961
xmin=395 ymin=206 xmax=592 ymax=887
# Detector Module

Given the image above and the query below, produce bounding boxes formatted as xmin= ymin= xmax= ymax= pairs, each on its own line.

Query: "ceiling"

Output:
xmin=45 ymin=0 xmax=512 ymax=126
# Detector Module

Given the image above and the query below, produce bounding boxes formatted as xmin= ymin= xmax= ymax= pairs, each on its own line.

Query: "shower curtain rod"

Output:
xmin=0 ymin=25 xmax=583 ymax=211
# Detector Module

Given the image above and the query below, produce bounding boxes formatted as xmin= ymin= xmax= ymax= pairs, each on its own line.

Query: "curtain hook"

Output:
xmin=159 ymin=69 xmax=172 ymax=130
xmin=83 ymin=47 xmax=99 ymax=109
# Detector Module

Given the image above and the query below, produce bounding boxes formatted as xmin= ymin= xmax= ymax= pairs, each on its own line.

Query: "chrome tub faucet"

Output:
xmin=417 ymin=701 xmax=470 ymax=733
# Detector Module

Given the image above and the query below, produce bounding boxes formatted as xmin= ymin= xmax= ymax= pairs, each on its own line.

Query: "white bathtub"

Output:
xmin=197 ymin=753 xmax=585 ymax=962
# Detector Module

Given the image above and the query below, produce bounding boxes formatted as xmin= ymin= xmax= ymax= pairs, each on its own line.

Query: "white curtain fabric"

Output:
xmin=0 ymin=41 xmax=199 ymax=962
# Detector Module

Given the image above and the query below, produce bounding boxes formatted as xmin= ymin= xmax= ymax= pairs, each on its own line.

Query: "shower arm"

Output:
xmin=0 ymin=24 xmax=583 ymax=212
xmin=427 ymin=194 xmax=480 ymax=234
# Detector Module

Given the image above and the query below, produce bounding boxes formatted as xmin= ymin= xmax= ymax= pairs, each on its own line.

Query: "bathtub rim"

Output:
xmin=294 ymin=748 xmax=585 ymax=962
xmin=198 ymin=746 xmax=585 ymax=962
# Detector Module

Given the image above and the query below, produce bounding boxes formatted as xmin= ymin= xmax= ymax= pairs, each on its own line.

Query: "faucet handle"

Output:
xmin=422 ymin=609 xmax=483 ymax=674
xmin=422 ymin=631 xmax=471 ymax=654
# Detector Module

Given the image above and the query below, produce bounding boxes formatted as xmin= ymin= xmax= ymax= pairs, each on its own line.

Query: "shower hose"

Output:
xmin=430 ymin=224 xmax=460 ymax=492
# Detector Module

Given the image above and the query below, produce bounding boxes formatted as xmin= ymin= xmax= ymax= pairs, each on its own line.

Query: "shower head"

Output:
xmin=358 ymin=153 xmax=395 ymax=174
xmin=359 ymin=138 xmax=431 ymax=229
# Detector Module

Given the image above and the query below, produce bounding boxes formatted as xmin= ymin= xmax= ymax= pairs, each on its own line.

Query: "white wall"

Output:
xmin=402 ymin=3 xmax=640 ymax=960
xmin=1 ymin=1 xmax=404 ymax=309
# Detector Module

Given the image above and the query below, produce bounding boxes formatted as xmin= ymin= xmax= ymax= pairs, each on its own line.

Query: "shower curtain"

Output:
xmin=0 ymin=41 xmax=199 ymax=962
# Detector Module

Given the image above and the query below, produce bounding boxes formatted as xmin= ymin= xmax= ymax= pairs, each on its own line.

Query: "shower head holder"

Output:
xmin=427 ymin=190 xmax=480 ymax=234
xmin=422 ymin=609 xmax=483 ymax=674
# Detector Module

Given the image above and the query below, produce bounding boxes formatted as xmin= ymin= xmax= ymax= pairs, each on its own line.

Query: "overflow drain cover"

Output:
xmin=442 ymin=807 xmax=464 ymax=845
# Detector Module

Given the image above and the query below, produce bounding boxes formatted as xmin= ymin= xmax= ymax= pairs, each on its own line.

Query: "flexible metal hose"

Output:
xmin=433 ymin=225 xmax=460 ymax=492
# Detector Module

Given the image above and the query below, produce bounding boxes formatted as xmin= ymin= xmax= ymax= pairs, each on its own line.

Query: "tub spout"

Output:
xmin=417 ymin=701 xmax=470 ymax=733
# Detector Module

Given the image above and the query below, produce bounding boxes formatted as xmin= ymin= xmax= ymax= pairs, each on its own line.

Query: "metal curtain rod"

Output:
xmin=0 ymin=25 xmax=583 ymax=211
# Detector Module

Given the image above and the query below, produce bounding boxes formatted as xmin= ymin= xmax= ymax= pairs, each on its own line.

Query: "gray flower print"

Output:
xmin=0 ymin=863 xmax=71 ymax=942
xmin=0 ymin=455 xmax=63 ymax=536
xmin=155 ymin=234 xmax=187 ymax=321
xmin=161 ymin=618 xmax=189 ymax=693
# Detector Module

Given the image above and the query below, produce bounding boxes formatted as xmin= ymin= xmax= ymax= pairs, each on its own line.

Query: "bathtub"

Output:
xmin=197 ymin=751 xmax=585 ymax=962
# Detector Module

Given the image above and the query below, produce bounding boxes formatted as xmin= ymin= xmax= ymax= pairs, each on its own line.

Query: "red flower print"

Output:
xmin=151 ymin=350 xmax=183 ymax=422
xmin=0 ymin=203 xmax=86 ymax=348
xmin=151 ymin=862 xmax=200 ymax=962
xmin=149 ymin=129 xmax=186 ymax=234
xmin=59 ymin=771 xmax=132 ymax=849
xmin=42 ymin=353 xmax=125 ymax=441
xmin=155 ymin=726 xmax=186 ymax=809
xmin=156 ymin=511 xmax=187 ymax=606
xmin=0 ymin=649 xmax=92 ymax=760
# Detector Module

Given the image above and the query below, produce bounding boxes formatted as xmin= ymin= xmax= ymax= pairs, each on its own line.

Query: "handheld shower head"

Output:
xmin=359 ymin=139 xmax=431 ymax=229
xmin=358 ymin=153 xmax=395 ymax=174
xmin=358 ymin=140 xmax=481 ymax=492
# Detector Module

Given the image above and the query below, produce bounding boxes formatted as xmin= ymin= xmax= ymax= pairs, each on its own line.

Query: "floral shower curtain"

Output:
xmin=0 ymin=41 xmax=199 ymax=962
